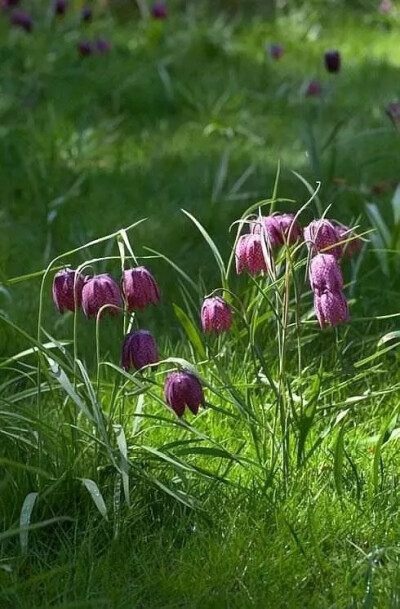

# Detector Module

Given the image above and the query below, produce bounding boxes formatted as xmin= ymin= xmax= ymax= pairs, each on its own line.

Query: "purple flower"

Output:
xmin=2 ymin=0 xmax=20 ymax=7
xmin=379 ymin=0 xmax=392 ymax=14
xmin=269 ymin=43 xmax=284 ymax=60
xmin=81 ymin=274 xmax=122 ymax=319
xmin=306 ymin=80 xmax=322 ymax=97
xmin=304 ymin=219 xmax=342 ymax=258
xmin=201 ymin=297 xmax=232 ymax=334
xmin=77 ymin=40 xmax=93 ymax=57
xmin=235 ymin=234 xmax=269 ymax=275
xmin=309 ymin=254 xmax=343 ymax=295
xmin=121 ymin=330 xmax=158 ymax=371
xmin=314 ymin=290 xmax=349 ymax=328
xmin=251 ymin=213 xmax=302 ymax=246
xmin=96 ymin=38 xmax=111 ymax=53
xmin=335 ymin=225 xmax=361 ymax=258
xmin=324 ymin=50 xmax=341 ymax=73
xmin=52 ymin=269 xmax=87 ymax=313
xmin=10 ymin=10 xmax=32 ymax=32
xmin=151 ymin=2 xmax=167 ymax=19
xmin=81 ymin=5 xmax=92 ymax=21
xmin=164 ymin=371 xmax=204 ymax=417
xmin=54 ymin=0 xmax=67 ymax=16
xmin=121 ymin=267 xmax=160 ymax=312
xmin=386 ymin=102 xmax=400 ymax=128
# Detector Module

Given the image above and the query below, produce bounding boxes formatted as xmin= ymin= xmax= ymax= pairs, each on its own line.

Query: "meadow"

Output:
xmin=1 ymin=1 xmax=400 ymax=607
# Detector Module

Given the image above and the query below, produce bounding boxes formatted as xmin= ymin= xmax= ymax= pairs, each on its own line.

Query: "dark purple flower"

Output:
xmin=121 ymin=267 xmax=160 ymax=312
xmin=77 ymin=40 xmax=93 ymax=57
xmin=269 ymin=43 xmax=284 ymax=60
xmin=164 ymin=371 xmax=204 ymax=417
xmin=314 ymin=290 xmax=349 ymax=328
xmin=386 ymin=102 xmax=400 ymax=128
xmin=324 ymin=50 xmax=341 ymax=74
xmin=309 ymin=254 xmax=343 ymax=295
xmin=52 ymin=269 xmax=86 ymax=313
xmin=201 ymin=297 xmax=232 ymax=334
xmin=54 ymin=0 xmax=67 ymax=16
xmin=81 ymin=274 xmax=122 ymax=319
xmin=121 ymin=330 xmax=158 ymax=371
xmin=151 ymin=2 xmax=167 ymax=19
xmin=304 ymin=219 xmax=342 ymax=258
xmin=96 ymin=38 xmax=111 ymax=53
xmin=10 ymin=10 xmax=32 ymax=32
xmin=306 ymin=80 xmax=322 ymax=97
xmin=2 ymin=0 xmax=20 ymax=8
xmin=335 ymin=225 xmax=362 ymax=258
xmin=81 ymin=5 xmax=92 ymax=21
xmin=251 ymin=213 xmax=302 ymax=246
xmin=235 ymin=234 xmax=269 ymax=275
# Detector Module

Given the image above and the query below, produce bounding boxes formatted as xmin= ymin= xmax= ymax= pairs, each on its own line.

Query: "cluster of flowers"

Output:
xmin=1 ymin=0 xmax=167 ymax=57
xmin=267 ymin=46 xmax=341 ymax=97
xmin=52 ymin=265 xmax=206 ymax=418
xmin=235 ymin=212 xmax=360 ymax=328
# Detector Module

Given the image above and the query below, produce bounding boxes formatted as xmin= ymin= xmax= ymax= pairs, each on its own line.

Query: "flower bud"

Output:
xmin=235 ymin=233 xmax=269 ymax=275
xmin=164 ymin=371 xmax=204 ymax=417
xmin=304 ymin=219 xmax=342 ymax=258
xmin=52 ymin=269 xmax=86 ymax=313
xmin=77 ymin=40 xmax=93 ymax=57
xmin=81 ymin=6 xmax=92 ymax=21
xmin=309 ymin=254 xmax=343 ymax=295
xmin=121 ymin=267 xmax=160 ymax=311
xmin=314 ymin=290 xmax=349 ymax=328
xmin=201 ymin=297 xmax=232 ymax=334
xmin=121 ymin=330 xmax=158 ymax=371
xmin=81 ymin=274 xmax=122 ymax=318
xmin=324 ymin=50 xmax=341 ymax=73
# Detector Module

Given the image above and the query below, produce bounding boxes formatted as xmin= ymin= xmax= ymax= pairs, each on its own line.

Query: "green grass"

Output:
xmin=1 ymin=2 xmax=400 ymax=607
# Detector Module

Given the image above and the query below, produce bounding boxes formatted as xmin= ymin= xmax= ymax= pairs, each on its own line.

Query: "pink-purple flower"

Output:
xmin=385 ymin=102 xmax=400 ymax=128
xmin=52 ymin=269 xmax=87 ymax=313
xmin=324 ymin=50 xmax=341 ymax=73
xmin=121 ymin=267 xmax=160 ymax=312
xmin=269 ymin=43 xmax=284 ymax=60
xmin=235 ymin=233 xmax=269 ymax=275
xmin=250 ymin=213 xmax=302 ymax=246
xmin=306 ymin=80 xmax=322 ymax=97
xmin=309 ymin=254 xmax=343 ymax=295
xmin=164 ymin=371 xmax=204 ymax=417
xmin=54 ymin=0 xmax=67 ymax=16
xmin=96 ymin=39 xmax=111 ymax=54
xmin=201 ymin=297 xmax=232 ymax=334
xmin=304 ymin=219 xmax=342 ymax=258
xmin=10 ymin=10 xmax=32 ymax=32
xmin=121 ymin=330 xmax=158 ymax=371
xmin=81 ymin=274 xmax=122 ymax=318
xmin=314 ymin=290 xmax=349 ymax=328
xmin=335 ymin=225 xmax=361 ymax=258
xmin=151 ymin=2 xmax=167 ymax=19
xmin=77 ymin=40 xmax=93 ymax=57
xmin=81 ymin=5 xmax=92 ymax=21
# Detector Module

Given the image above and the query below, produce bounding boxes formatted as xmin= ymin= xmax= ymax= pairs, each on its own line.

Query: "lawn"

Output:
xmin=1 ymin=1 xmax=400 ymax=607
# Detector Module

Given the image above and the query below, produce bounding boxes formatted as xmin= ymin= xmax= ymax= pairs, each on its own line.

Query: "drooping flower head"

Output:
xmin=81 ymin=274 xmax=122 ymax=318
xmin=306 ymin=80 xmax=322 ymax=97
xmin=201 ymin=297 xmax=232 ymax=334
xmin=269 ymin=43 xmax=284 ymax=60
xmin=151 ymin=2 xmax=167 ymax=19
xmin=250 ymin=213 xmax=302 ymax=246
xmin=314 ymin=290 xmax=349 ymax=328
xmin=54 ymin=0 xmax=67 ymax=16
xmin=52 ymin=269 xmax=87 ymax=313
xmin=77 ymin=40 xmax=93 ymax=57
xmin=164 ymin=371 xmax=204 ymax=417
xmin=335 ymin=225 xmax=362 ymax=258
xmin=96 ymin=38 xmax=111 ymax=53
xmin=81 ymin=5 xmax=92 ymax=21
xmin=324 ymin=50 xmax=341 ymax=73
xmin=121 ymin=330 xmax=158 ymax=371
xmin=235 ymin=233 xmax=269 ymax=275
xmin=121 ymin=267 xmax=160 ymax=312
xmin=10 ymin=10 xmax=33 ymax=32
xmin=309 ymin=254 xmax=343 ymax=295
xmin=304 ymin=219 xmax=342 ymax=258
